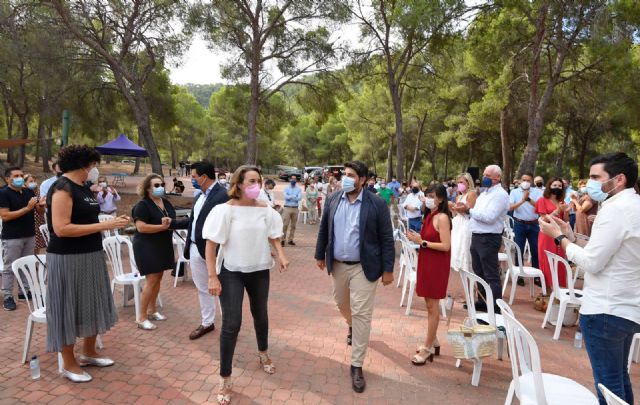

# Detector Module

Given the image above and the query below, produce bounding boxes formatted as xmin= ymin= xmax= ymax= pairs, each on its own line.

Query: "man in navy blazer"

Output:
xmin=171 ymin=161 xmax=229 ymax=340
xmin=314 ymin=160 xmax=395 ymax=393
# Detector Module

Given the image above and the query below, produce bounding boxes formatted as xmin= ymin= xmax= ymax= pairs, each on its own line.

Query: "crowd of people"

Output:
xmin=0 ymin=145 xmax=638 ymax=405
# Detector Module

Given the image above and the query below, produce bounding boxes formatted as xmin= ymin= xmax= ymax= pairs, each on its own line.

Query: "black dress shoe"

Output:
xmin=517 ymin=277 xmax=525 ymax=286
xmin=189 ymin=323 xmax=215 ymax=340
xmin=288 ymin=241 xmax=296 ymax=246
xmin=350 ymin=366 xmax=366 ymax=393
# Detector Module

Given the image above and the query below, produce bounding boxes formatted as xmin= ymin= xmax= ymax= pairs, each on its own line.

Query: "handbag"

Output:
xmin=447 ymin=318 xmax=497 ymax=360
xmin=534 ymin=293 xmax=550 ymax=312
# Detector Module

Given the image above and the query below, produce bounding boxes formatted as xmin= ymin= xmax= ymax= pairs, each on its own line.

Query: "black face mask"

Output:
xmin=411 ymin=187 xmax=420 ymax=194
xmin=535 ymin=182 xmax=543 ymax=188
xmin=550 ymin=188 xmax=563 ymax=197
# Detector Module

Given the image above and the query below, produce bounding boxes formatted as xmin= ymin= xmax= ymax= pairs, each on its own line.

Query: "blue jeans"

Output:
xmin=581 ymin=313 xmax=640 ymax=404
xmin=512 ymin=221 xmax=539 ymax=269
xmin=408 ymin=217 xmax=422 ymax=233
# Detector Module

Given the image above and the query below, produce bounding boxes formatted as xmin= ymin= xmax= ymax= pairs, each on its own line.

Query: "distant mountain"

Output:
xmin=182 ymin=83 xmax=224 ymax=108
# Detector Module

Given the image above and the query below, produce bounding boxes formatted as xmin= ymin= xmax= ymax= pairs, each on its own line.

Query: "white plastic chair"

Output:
xmin=628 ymin=333 xmax=640 ymax=373
xmin=598 ymin=383 xmax=630 ymax=405
xmin=12 ymin=255 xmax=48 ymax=363
xmin=396 ymin=222 xmax=409 ymax=288
xmin=399 ymin=236 xmax=418 ymax=315
xmin=498 ymin=299 xmax=598 ymax=405
xmin=297 ymin=201 xmax=308 ymax=224
xmin=103 ymin=236 xmax=161 ymax=323
xmin=502 ymin=238 xmax=547 ymax=304
xmin=542 ymin=251 xmax=583 ymax=340
xmin=38 ymin=224 xmax=50 ymax=246
xmin=98 ymin=214 xmax=122 ymax=239
xmin=457 ymin=269 xmax=505 ymax=387
xmin=173 ymin=230 xmax=190 ymax=287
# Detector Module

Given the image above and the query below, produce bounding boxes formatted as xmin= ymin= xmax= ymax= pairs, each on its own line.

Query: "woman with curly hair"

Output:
xmin=46 ymin=145 xmax=129 ymax=383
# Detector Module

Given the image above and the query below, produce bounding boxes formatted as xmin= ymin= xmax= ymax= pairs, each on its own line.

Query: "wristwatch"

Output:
xmin=421 ymin=240 xmax=429 ymax=249
xmin=554 ymin=235 xmax=568 ymax=246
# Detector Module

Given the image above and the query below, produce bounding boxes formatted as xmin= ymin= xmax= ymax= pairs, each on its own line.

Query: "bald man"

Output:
xmin=458 ymin=165 xmax=509 ymax=313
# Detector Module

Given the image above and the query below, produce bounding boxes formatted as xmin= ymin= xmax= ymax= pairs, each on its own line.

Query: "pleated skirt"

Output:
xmin=46 ymin=251 xmax=118 ymax=352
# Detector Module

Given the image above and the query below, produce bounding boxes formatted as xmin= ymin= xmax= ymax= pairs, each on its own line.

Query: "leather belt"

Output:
xmin=513 ymin=217 xmax=538 ymax=225
xmin=335 ymin=260 xmax=360 ymax=265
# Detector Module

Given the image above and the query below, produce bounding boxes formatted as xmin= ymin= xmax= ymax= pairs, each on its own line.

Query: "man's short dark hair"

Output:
xmin=522 ymin=172 xmax=534 ymax=178
xmin=191 ymin=161 xmax=216 ymax=179
xmin=344 ymin=161 xmax=368 ymax=179
xmin=218 ymin=172 xmax=227 ymax=179
xmin=264 ymin=179 xmax=275 ymax=187
xmin=4 ymin=166 xmax=22 ymax=178
xmin=57 ymin=145 xmax=101 ymax=173
xmin=590 ymin=152 xmax=638 ymax=189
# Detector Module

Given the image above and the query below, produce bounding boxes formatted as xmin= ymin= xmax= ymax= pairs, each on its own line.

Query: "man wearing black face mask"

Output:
xmin=458 ymin=165 xmax=509 ymax=313
xmin=314 ymin=160 xmax=395 ymax=393
xmin=534 ymin=176 xmax=545 ymax=189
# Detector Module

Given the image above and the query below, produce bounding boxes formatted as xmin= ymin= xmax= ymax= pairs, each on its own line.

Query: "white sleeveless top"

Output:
xmin=202 ymin=204 xmax=284 ymax=274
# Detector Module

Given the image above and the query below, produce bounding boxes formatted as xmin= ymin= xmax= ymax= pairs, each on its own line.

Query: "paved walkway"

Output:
xmin=1 ymin=218 xmax=638 ymax=404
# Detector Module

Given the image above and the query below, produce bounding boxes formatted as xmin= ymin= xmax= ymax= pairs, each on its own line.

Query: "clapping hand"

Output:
xmin=161 ymin=217 xmax=172 ymax=229
xmin=538 ymin=215 xmax=565 ymax=239
xmin=110 ymin=215 xmax=130 ymax=229
xmin=405 ymin=230 xmax=422 ymax=244
xmin=27 ymin=197 xmax=38 ymax=210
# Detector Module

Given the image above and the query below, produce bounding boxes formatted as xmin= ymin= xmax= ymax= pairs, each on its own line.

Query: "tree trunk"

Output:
xmin=386 ymin=138 xmax=393 ymax=181
xmin=500 ymin=107 xmax=511 ymax=187
xmin=389 ymin=82 xmax=405 ymax=181
xmin=408 ymin=112 xmax=427 ymax=182
xmin=37 ymin=100 xmax=51 ymax=172
xmin=245 ymin=23 xmax=262 ymax=165
xmin=170 ymin=136 xmax=178 ymax=169
xmin=444 ymin=143 xmax=450 ymax=181
xmin=555 ymin=115 xmax=572 ymax=177
xmin=9 ymin=114 xmax=28 ymax=167
xmin=430 ymin=143 xmax=438 ymax=180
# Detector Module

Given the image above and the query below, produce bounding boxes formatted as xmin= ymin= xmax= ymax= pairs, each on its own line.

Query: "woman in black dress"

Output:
xmin=132 ymin=174 xmax=175 ymax=330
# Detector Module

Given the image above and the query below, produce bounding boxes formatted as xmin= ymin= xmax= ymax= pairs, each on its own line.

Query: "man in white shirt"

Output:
xmin=39 ymin=161 xmax=61 ymax=200
xmin=509 ymin=173 xmax=543 ymax=269
xmin=171 ymin=161 xmax=229 ymax=340
xmin=539 ymin=152 xmax=640 ymax=404
xmin=402 ymin=185 xmax=424 ymax=232
xmin=458 ymin=165 xmax=509 ymax=313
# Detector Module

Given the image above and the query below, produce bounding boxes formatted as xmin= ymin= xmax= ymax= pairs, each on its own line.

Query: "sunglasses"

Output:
xmin=152 ymin=183 xmax=165 ymax=188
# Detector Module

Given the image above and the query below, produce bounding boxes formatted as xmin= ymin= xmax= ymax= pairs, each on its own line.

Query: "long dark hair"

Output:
xmin=426 ymin=184 xmax=452 ymax=225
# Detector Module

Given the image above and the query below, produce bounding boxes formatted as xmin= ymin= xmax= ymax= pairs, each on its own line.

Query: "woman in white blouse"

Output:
xmin=203 ymin=165 xmax=289 ymax=405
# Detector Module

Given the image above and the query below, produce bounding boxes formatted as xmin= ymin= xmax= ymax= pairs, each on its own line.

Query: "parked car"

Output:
xmin=276 ymin=165 xmax=297 ymax=180
xmin=278 ymin=166 xmax=303 ymax=181
xmin=323 ymin=165 xmax=344 ymax=182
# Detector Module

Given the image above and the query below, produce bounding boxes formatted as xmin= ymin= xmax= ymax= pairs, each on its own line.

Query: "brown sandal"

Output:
xmin=258 ymin=352 xmax=276 ymax=374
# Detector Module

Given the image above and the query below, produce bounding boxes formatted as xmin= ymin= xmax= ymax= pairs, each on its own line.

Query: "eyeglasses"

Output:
xmin=152 ymin=183 xmax=165 ymax=188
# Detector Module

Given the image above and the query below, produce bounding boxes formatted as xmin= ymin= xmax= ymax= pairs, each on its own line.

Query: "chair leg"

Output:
xmin=504 ymin=381 xmax=515 ymax=405
xmin=497 ymin=336 xmax=504 ymax=361
xmin=96 ymin=335 xmax=104 ymax=350
xmin=471 ymin=358 xmax=483 ymax=386
xmin=529 ymin=278 xmax=534 ymax=298
xmin=541 ymin=278 xmax=547 ymax=296
xmin=456 ymin=359 xmax=462 ymax=368
xmin=58 ymin=352 xmax=64 ymax=374
xmin=553 ymin=302 xmax=567 ymax=340
xmin=156 ymin=294 xmax=163 ymax=308
xmin=405 ymin=281 xmax=415 ymax=316
xmin=133 ymin=282 xmax=141 ymax=323
xmin=173 ymin=262 xmax=180 ymax=288
xmin=541 ymin=292 xmax=555 ymax=329
xmin=400 ymin=272 xmax=409 ymax=307
xmin=22 ymin=317 xmax=34 ymax=364
xmin=502 ymin=270 xmax=510 ymax=295
xmin=396 ymin=263 xmax=404 ymax=288
xmin=509 ymin=275 xmax=517 ymax=305
xmin=440 ymin=299 xmax=447 ymax=319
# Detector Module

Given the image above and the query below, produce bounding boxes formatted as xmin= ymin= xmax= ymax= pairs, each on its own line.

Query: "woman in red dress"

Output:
xmin=406 ymin=184 xmax=451 ymax=365
xmin=535 ymin=178 xmax=570 ymax=289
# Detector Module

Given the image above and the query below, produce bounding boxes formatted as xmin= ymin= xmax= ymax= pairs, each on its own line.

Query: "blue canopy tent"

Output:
xmin=96 ymin=134 xmax=148 ymax=157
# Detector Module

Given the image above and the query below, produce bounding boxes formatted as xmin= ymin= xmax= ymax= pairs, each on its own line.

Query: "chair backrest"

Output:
xmin=172 ymin=230 xmax=187 ymax=260
xmin=598 ymin=383 xmax=629 ymax=405
xmin=98 ymin=214 xmax=119 ymax=238
xmin=458 ymin=269 xmax=497 ymax=327
xmin=102 ymin=236 xmax=138 ymax=278
xmin=39 ymin=224 xmax=50 ymax=246
xmin=11 ymin=255 xmax=47 ymax=315
xmin=500 ymin=300 xmax=548 ymax=405
xmin=503 ymin=237 xmax=526 ymax=275
xmin=544 ymin=251 xmax=578 ymax=300
xmin=503 ymin=217 xmax=515 ymax=240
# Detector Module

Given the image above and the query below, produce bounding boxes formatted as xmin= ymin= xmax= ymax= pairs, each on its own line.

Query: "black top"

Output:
xmin=46 ymin=177 xmax=102 ymax=254
xmin=132 ymin=197 xmax=176 ymax=241
xmin=0 ymin=186 xmax=36 ymax=239
xmin=131 ymin=197 xmax=176 ymax=275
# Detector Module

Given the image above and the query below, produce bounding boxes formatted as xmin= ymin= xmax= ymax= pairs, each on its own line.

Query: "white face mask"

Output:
xmin=87 ymin=167 xmax=99 ymax=183
xmin=219 ymin=179 xmax=227 ymax=185
xmin=99 ymin=182 xmax=107 ymax=188
xmin=425 ymin=197 xmax=436 ymax=210
xmin=520 ymin=181 xmax=531 ymax=190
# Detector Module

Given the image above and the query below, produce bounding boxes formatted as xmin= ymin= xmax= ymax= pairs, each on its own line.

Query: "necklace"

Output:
xmin=151 ymin=198 xmax=168 ymax=216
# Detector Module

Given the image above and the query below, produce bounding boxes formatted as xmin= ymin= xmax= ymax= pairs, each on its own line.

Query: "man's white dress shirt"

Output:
xmin=469 ymin=184 xmax=509 ymax=234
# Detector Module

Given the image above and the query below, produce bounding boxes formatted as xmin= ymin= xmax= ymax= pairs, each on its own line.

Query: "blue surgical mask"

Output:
xmin=11 ymin=178 xmax=24 ymax=188
xmin=481 ymin=176 xmax=493 ymax=188
xmin=342 ymin=176 xmax=356 ymax=193
xmin=152 ymin=187 xmax=165 ymax=197
xmin=586 ymin=177 xmax=618 ymax=202
xmin=191 ymin=178 xmax=201 ymax=190
xmin=28 ymin=182 xmax=37 ymax=190
xmin=290 ymin=180 xmax=297 ymax=187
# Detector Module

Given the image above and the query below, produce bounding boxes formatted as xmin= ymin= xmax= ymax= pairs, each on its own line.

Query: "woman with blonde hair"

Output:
xmin=450 ymin=173 xmax=477 ymax=271
xmin=131 ymin=174 xmax=175 ymax=330
xmin=203 ymin=165 xmax=289 ymax=405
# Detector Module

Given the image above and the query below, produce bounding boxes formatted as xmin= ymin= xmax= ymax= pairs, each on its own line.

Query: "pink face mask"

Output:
xmin=457 ymin=182 xmax=467 ymax=193
xmin=244 ymin=183 xmax=261 ymax=199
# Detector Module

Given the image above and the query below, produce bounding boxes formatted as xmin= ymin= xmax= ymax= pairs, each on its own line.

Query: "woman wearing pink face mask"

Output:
xmin=202 ymin=165 xmax=289 ymax=405
xmin=449 ymin=173 xmax=477 ymax=272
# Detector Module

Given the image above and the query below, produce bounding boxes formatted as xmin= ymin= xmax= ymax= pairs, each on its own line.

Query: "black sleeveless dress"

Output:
xmin=131 ymin=197 xmax=176 ymax=275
